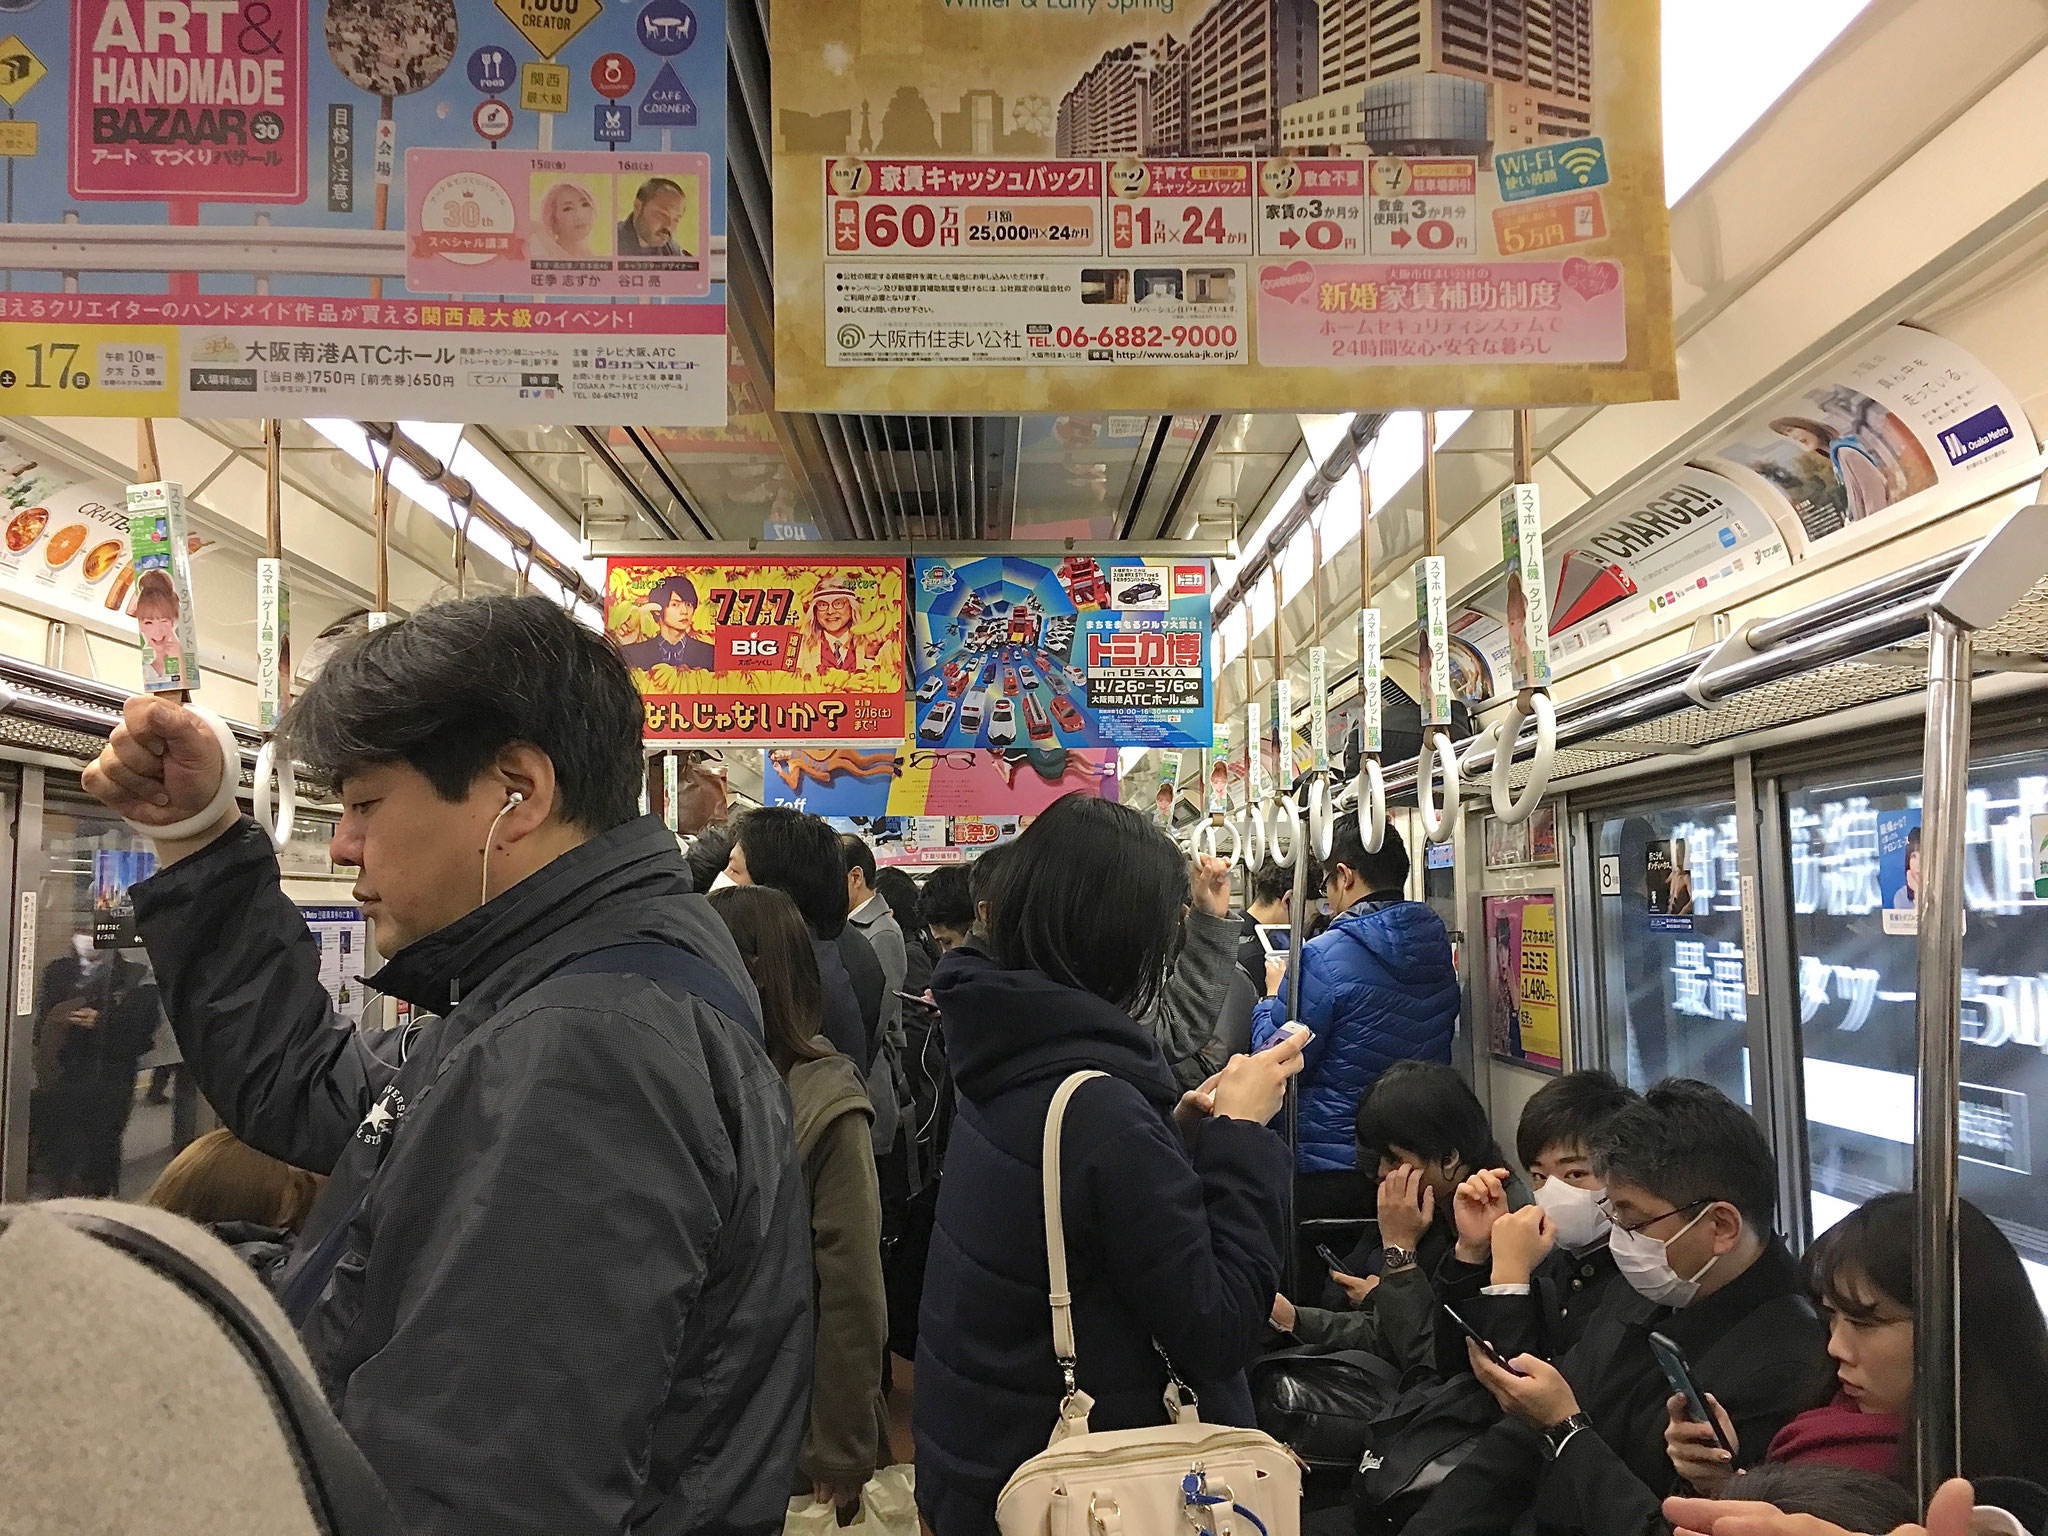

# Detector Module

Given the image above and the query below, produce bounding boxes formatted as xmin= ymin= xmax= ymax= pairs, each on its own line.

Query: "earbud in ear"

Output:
xmin=506 ymin=791 xmax=525 ymax=807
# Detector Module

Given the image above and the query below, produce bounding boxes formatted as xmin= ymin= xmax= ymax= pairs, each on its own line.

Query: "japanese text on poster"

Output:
xmin=771 ymin=0 xmax=1672 ymax=411
xmin=607 ymin=556 xmax=907 ymax=745
xmin=913 ymin=554 xmax=1211 ymax=749
xmin=1486 ymin=892 xmax=1560 ymax=1070
xmin=0 ymin=0 xmax=728 ymax=425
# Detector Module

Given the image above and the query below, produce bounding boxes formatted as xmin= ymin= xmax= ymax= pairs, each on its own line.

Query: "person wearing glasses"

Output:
xmin=1404 ymin=1079 xmax=1834 ymax=1536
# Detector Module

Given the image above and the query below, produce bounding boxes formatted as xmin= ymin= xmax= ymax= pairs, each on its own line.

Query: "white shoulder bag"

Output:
xmin=995 ymin=1071 xmax=1301 ymax=1536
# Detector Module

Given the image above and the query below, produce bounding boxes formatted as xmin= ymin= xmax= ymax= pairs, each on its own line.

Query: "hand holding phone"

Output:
xmin=1440 ymin=1302 xmax=1528 ymax=1377
xmin=894 ymin=990 xmax=939 ymax=1014
xmin=1649 ymin=1332 xmax=1735 ymax=1458
xmin=1314 ymin=1243 xmax=1348 ymax=1274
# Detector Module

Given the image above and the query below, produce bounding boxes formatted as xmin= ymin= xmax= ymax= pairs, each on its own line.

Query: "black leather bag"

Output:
xmin=1249 ymin=1347 xmax=1404 ymax=1473
xmin=1351 ymin=1373 xmax=1498 ymax=1536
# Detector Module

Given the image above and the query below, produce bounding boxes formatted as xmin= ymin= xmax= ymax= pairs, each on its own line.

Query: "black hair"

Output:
xmin=840 ymin=832 xmax=878 ymax=890
xmin=1305 ymin=909 xmax=1332 ymax=941
xmin=969 ymin=840 xmax=1015 ymax=907
xmin=682 ymin=825 xmax=734 ymax=895
xmin=873 ymin=867 xmax=926 ymax=940
xmin=279 ymin=594 xmax=644 ymax=831
xmin=636 ymin=176 xmax=685 ymax=204
xmin=650 ymin=574 xmax=700 ymax=612
xmin=1355 ymin=1061 xmax=1506 ymax=1175
xmin=735 ymin=807 xmax=851 ymax=939
xmin=1328 ymin=809 xmax=1409 ymax=896
xmin=707 ymin=885 xmax=831 ymax=1076
xmin=1719 ymin=1463 xmax=1916 ymax=1531
xmin=1516 ymin=1069 xmax=1640 ymax=1172
xmin=1804 ymin=1191 xmax=2048 ymax=1487
xmin=1250 ymin=859 xmax=1294 ymax=909
xmin=986 ymin=795 xmax=1188 ymax=1019
xmin=918 ymin=864 xmax=976 ymax=935
xmin=1589 ymin=1078 xmax=1778 ymax=1232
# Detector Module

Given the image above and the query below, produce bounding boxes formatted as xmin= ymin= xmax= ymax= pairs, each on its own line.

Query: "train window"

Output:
xmin=1586 ymin=798 xmax=1747 ymax=1103
xmin=1788 ymin=750 xmax=2048 ymax=1304
xmin=24 ymin=791 xmax=194 ymax=1202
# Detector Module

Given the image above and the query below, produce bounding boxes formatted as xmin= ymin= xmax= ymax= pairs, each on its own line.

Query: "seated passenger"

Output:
xmin=83 ymin=596 xmax=810 ymax=1536
xmin=710 ymin=885 xmax=892 ymax=1516
xmin=1668 ymin=1191 xmax=2048 ymax=1495
xmin=144 ymin=1126 xmax=324 ymax=1291
xmin=1253 ymin=818 xmax=1459 ymax=1230
xmin=1405 ymin=1078 xmax=1834 ymax=1536
xmin=727 ymin=806 xmax=873 ymax=1065
xmin=1273 ymin=1061 xmax=1528 ymax=1372
xmin=1441 ymin=1070 xmax=1641 ymax=1370
xmin=914 ymin=796 xmax=1306 ymax=1536
xmin=3 ymin=1198 xmax=403 ymax=1535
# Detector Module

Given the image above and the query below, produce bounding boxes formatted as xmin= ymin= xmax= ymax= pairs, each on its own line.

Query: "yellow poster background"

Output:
xmin=770 ymin=0 xmax=1673 ymax=412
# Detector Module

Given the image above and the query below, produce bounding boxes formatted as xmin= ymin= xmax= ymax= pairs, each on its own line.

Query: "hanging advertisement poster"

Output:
xmin=769 ymin=0 xmax=1672 ymax=413
xmin=829 ymin=814 xmax=1026 ymax=869
xmin=1547 ymin=468 xmax=1793 ymax=664
xmin=1703 ymin=325 xmax=2038 ymax=553
xmin=1877 ymin=807 xmax=1921 ymax=937
xmin=91 ymin=848 xmax=157 ymax=948
xmin=764 ymin=740 xmax=1116 ymax=817
xmin=0 ymin=0 xmax=727 ymax=425
xmin=1647 ymin=839 xmax=1696 ymax=933
xmin=607 ymin=556 xmax=907 ymax=745
xmin=1483 ymin=806 xmax=1560 ymax=870
xmin=1446 ymin=608 xmax=1513 ymax=706
xmin=0 ymin=436 xmax=140 ymax=632
xmin=912 ymin=555 xmax=1211 ymax=749
xmin=1485 ymin=893 xmax=1561 ymax=1071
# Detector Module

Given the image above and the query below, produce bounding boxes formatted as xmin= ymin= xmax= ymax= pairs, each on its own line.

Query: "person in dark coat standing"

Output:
xmin=914 ymin=796 xmax=1307 ymax=1536
xmin=82 ymin=596 xmax=813 ymax=1536
xmin=728 ymin=807 xmax=872 ymax=1066
xmin=29 ymin=941 xmax=162 ymax=1197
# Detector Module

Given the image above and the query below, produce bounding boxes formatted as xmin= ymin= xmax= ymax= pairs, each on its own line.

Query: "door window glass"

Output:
xmin=27 ymin=793 xmax=192 ymax=1200
xmin=1589 ymin=799 xmax=1746 ymax=1103
xmin=1789 ymin=753 xmax=2048 ymax=1304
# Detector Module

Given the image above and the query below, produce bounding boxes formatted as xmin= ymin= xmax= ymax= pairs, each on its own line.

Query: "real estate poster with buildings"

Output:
xmin=770 ymin=0 xmax=1674 ymax=412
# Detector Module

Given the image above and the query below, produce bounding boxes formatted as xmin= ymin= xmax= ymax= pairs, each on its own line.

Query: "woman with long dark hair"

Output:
xmin=708 ymin=884 xmax=892 ymax=1515
xmin=913 ymin=795 xmax=1306 ymax=1536
xmin=1668 ymin=1191 xmax=2048 ymax=1493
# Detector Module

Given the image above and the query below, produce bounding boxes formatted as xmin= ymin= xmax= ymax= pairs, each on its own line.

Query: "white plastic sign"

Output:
xmin=1207 ymin=722 xmax=1233 ymax=814
xmin=1308 ymin=647 xmax=1329 ymax=772
xmin=1272 ymin=677 xmax=1292 ymax=787
xmin=125 ymin=480 xmax=202 ymax=694
xmin=1359 ymin=610 xmax=1383 ymax=753
xmin=1415 ymin=555 xmax=1451 ymax=726
xmin=1500 ymin=482 xmax=1551 ymax=691
xmin=256 ymin=557 xmax=288 ymax=730
xmin=1246 ymin=700 xmax=1266 ymax=801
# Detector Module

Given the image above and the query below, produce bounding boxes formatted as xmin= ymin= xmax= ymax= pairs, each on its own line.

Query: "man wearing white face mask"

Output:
xmin=1427 ymin=1070 xmax=1639 ymax=1377
xmin=1404 ymin=1079 xmax=1834 ymax=1536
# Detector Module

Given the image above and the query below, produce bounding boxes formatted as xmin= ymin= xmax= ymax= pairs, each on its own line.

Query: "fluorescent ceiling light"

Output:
xmin=1663 ymin=0 xmax=1871 ymax=202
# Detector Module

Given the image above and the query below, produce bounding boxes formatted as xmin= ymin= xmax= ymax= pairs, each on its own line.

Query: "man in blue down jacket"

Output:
xmin=1253 ymin=815 xmax=1460 ymax=1218
xmin=79 ymin=596 xmax=812 ymax=1536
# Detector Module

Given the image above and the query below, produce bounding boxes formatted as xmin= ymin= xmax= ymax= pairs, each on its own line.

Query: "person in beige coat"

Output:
xmin=712 ymin=884 xmax=893 ymax=1511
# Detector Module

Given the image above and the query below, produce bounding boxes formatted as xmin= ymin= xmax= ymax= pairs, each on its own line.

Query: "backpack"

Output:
xmin=1350 ymin=1374 xmax=1497 ymax=1536
xmin=1249 ymin=1346 xmax=1404 ymax=1476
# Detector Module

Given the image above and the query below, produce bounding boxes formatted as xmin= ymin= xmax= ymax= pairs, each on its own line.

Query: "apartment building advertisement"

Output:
xmin=0 ymin=1 xmax=728 ymax=426
xmin=771 ymin=0 xmax=1672 ymax=412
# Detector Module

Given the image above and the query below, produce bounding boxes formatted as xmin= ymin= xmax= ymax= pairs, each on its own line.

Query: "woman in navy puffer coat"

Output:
xmin=913 ymin=797 xmax=1305 ymax=1536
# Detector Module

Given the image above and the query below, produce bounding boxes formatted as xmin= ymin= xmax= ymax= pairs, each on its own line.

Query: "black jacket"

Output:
xmin=914 ymin=947 xmax=1291 ymax=1536
xmin=134 ymin=816 xmax=815 ymax=1536
xmin=814 ymin=936 xmax=869 ymax=1064
xmin=836 ymin=925 xmax=885 ymax=1065
xmin=1404 ymin=1237 xmax=1833 ymax=1536
xmin=1444 ymin=1241 xmax=1624 ymax=1374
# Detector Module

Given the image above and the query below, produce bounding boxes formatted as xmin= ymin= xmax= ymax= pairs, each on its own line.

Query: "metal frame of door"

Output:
xmin=0 ymin=764 xmax=40 ymax=1202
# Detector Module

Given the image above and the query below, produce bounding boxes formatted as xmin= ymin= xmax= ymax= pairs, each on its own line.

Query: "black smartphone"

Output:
xmin=1439 ymin=1303 xmax=1528 ymax=1377
xmin=1648 ymin=1331 xmax=1735 ymax=1457
xmin=1315 ymin=1244 xmax=1348 ymax=1274
xmin=894 ymin=990 xmax=939 ymax=1014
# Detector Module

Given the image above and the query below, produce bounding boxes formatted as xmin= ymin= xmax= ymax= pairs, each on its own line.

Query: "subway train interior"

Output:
xmin=5 ymin=0 xmax=2048 ymax=1532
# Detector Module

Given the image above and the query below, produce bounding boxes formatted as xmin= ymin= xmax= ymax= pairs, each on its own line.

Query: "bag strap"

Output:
xmin=1042 ymin=1069 xmax=1106 ymax=1398
xmin=556 ymin=941 xmax=762 ymax=1042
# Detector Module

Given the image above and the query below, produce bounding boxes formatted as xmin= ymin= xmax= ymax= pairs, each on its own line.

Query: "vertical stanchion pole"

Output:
xmin=1912 ymin=614 xmax=1971 ymax=1505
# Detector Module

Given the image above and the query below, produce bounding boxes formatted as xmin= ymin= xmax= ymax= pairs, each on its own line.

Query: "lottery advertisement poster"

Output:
xmin=770 ymin=0 xmax=1672 ymax=412
xmin=764 ymin=739 xmax=1117 ymax=817
xmin=0 ymin=0 xmax=726 ymax=425
xmin=606 ymin=556 xmax=906 ymax=745
xmin=912 ymin=554 xmax=1212 ymax=751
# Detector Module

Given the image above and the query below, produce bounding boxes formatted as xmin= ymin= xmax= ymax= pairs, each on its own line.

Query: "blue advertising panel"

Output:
xmin=911 ymin=555 xmax=1212 ymax=750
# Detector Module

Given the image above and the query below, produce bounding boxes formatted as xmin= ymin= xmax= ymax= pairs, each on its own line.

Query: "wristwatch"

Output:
xmin=1382 ymin=1245 xmax=1418 ymax=1273
xmin=1543 ymin=1412 xmax=1593 ymax=1460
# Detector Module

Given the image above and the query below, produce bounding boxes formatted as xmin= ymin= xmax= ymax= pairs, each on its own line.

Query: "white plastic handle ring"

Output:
xmin=1239 ymin=804 xmax=1267 ymax=870
xmin=1266 ymin=794 xmax=1300 ymax=869
xmin=124 ymin=704 xmax=243 ymax=843
xmin=1192 ymin=815 xmax=1241 ymax=870
xmin=1417 ymin=731 xmax=1460 ymax=844
xmin=1307 ymin=774 xmax=1335 ymax=860
xmin=1491 ymin=692 xmax=1558 ymax=825
xmin=1458 ymin=719 xmax=1502 ymax=777
xmin=1357 ymin=758 xmax=1388 ymax=853
xmin=253 ymin=738 xmax=298 ymax=852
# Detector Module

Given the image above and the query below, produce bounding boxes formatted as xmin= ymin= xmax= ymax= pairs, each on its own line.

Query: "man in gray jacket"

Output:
xmin=842 ymin=834 xmax=907 ymax=1157
xmin=81 ymin=596 xmax=812 ymax=1536
xmin=1145 ymin=852 xmax=1248 ymax=1089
